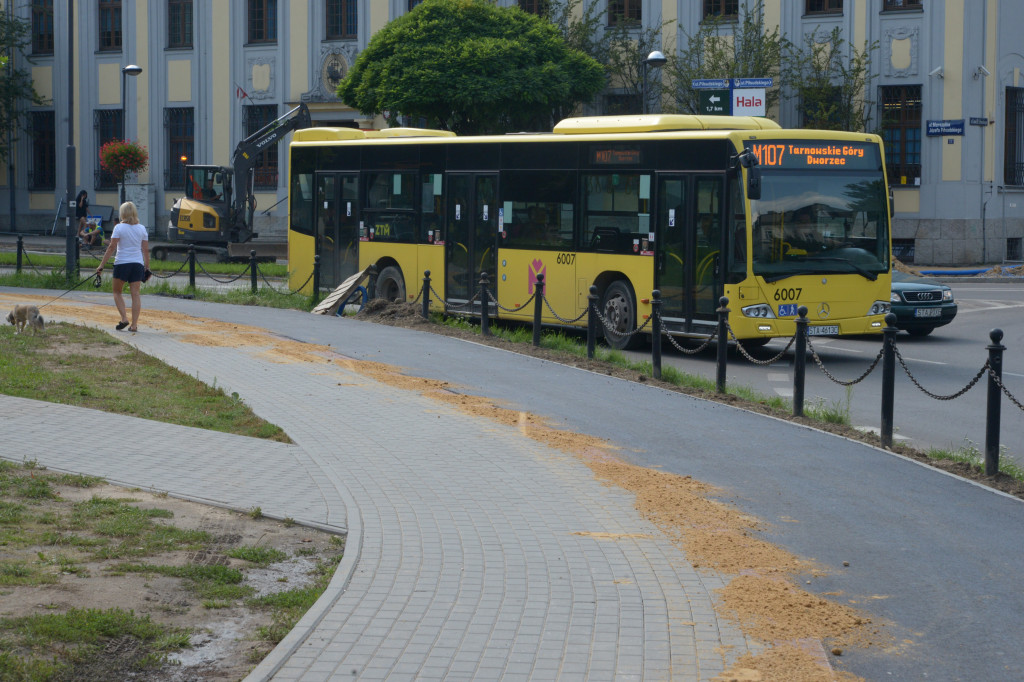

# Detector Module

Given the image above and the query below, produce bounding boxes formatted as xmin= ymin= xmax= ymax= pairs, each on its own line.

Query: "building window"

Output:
xmin=29 ymin=111 xmax=55 ymax=190
xmin=1007 ymin=237 xmax=1022 ymax=261
xmin=166 ymin=107 xmax=194 ymax=190
xmin=99 ymin=0 xmax=122 ymax=51
xmin=93 ymin=110 xmax=122 ymax=189
xmin=880 ymin=85 xmax=922 ymax=185
xmin=805 ymin=0 xmax=842 ymax=14
xmin=608 ymin=0 xmax=640 ymax=25
xmin=31 ymin=1 xmax=54 ymax=55
xmin=1005 ymin=88 xmax=1024 ymax=186
xmin=245 ymin=105 xmax=279 ymax=190
xmin=326 ymin=0 xmax=357 ymax=39
xmin=883 ymin=0 xmax=923 ymax=9
xmin=168 ymin=0 xmax=193 ymax=48
xmin=408 ymin=0 xmax=423 ymax=8
xmin=519 ymin=0 xmax=550 ymax=14
xmin=248 ymin=0 xmax=277 ymax=43
xmin=703 ymin=0 xmax=738 ymax=20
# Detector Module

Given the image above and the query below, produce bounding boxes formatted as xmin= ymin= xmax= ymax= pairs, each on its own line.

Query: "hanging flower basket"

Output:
xmin=99 ymin=139 xmax=149 ymax=193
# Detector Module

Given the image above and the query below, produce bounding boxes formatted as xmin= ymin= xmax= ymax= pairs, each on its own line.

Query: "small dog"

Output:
xmin=6 ymin=305 xmax=44 ymax=334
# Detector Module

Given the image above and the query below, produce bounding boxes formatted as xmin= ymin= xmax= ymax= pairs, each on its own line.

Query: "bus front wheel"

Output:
xmin=601 ymin=281 xmax=639 ymax=351
xmin=375 ymin=266 xmax=406 ymax=302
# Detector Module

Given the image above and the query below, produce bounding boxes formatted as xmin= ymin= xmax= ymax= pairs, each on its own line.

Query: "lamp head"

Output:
xmin=643 ymin=50 xmax=667 ymax=68
xmin=122 ymin=64 xmax=143 ymax=77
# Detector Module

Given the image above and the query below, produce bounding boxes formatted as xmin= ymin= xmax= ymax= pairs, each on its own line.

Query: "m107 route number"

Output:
xmin=773 ymin=287 xmax=802 ymax=301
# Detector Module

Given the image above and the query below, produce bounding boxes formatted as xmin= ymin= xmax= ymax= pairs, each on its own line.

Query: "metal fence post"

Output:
xmin=880 ymin=313 xmax=898 ymax=448
xmin=985 ymin=328 xmax=1006 ymax=476
xmin=367 ymin=264 xmax=378 ymax=299
xmin=312 ymin=254 xmax=321 ymax=307
xmin=421 ymin=270 xmax=431 ymax=320
xmin=651 ymin=289 xmax=662 ymax=380
xmin=187 ymin=245 xmax=196 ymax=288
xmin=16 ymin=235 xmax=22 ymax=273
xmin=716 ymin=296 xmax=730 ymax=393
xmin=250 ymin=250 xmax=258 ymax=294
xmin=793 ymin=306 xmax=808 ymax=417
xmin=479 ymin=272 xmax=490 ymax=336
xmin=532 ymin=272 xmax=545 ymax=347
xmin=587 ymin=285 xmax=598 ymax=359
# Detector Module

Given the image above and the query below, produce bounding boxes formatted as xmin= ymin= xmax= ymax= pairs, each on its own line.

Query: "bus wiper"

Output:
xmin=801 ymin=256 xmax=878 ymax=281
xmin=762 ymin=270 xmax=816 ymax=283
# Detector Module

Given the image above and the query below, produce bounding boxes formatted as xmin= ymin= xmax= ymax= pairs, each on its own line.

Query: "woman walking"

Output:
xmin=95 ymin=201 xmax=150 ymax=332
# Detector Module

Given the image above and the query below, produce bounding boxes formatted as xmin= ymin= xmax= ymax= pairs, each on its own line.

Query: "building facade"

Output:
xmin=2 ymin=0 xmax=1022 ymax=264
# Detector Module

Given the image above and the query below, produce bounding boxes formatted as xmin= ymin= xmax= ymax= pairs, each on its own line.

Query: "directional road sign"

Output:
xmin=699 ymin=89 xmax=730 ymax=115
xmin=692 ymin=78 xmax=730 ymax=90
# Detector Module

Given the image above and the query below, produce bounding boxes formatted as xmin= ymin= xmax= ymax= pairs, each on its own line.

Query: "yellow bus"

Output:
xmin=288 ymin=115 xmax=892 ymax=349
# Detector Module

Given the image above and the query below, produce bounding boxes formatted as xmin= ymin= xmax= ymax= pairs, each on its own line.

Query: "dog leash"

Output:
xmin=35 ymin=273 xmax=103 ymax=310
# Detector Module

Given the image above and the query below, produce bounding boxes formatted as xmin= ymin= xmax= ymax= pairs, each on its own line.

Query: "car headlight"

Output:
xmin=741 ymin=303 xmax=775 ymax=318
xmin=942 ymin=290 xmax=953 ymax=302
xmin=869 ymin=300 xmax=891 ymax=316
xmin=890 ymin=291 xmax=902 ymax=304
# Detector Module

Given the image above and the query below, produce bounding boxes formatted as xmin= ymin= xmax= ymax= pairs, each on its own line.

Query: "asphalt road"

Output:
xmin=623 ymin=280 xmax=1024 ymax=469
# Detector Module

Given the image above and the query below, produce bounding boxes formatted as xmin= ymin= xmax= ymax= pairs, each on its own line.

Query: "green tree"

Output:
xmin=338 ymin=0 xmax=605 ymax=135
xmin=663 ymin=1 xmax=785 ymax=116
xmin=0 ymin=12 xmax=45 ymax=162
xmin=604 ymin=17 xmax=675 ymax=115
xmin=782 ymin=26 xmax=877 ymax=132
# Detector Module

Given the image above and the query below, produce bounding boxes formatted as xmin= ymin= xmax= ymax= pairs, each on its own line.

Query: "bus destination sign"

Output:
xmin=591 ymin=147 xmax=642 ymax=165
xmin=744 ymin=141 xmax=878 ymax=170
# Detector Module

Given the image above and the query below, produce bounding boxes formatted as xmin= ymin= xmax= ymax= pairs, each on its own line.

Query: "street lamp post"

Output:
xmin=641 ymin=50 xmax=667 ymax=115
xmin=120 ymin=64 xmax=142 ymax=202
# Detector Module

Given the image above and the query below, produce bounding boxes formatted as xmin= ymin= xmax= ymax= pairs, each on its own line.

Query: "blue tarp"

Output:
xmin=918 ymin=268 xmax=992 ymax=276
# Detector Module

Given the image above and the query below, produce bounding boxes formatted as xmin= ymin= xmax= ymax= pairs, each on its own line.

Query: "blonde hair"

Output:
xmin=118 ymin=201 xmax=139 ymax=224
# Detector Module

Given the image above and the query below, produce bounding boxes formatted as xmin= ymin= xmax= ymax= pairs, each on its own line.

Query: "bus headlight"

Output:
xmin=868 ymin=300 xmax=891 ymax=316
xmin=741 ymin=303 xmax=775 ymax=318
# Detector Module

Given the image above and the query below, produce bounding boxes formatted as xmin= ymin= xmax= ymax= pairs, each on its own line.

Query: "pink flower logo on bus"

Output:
xmin=529 ymin=259 xmax=546 ymax=294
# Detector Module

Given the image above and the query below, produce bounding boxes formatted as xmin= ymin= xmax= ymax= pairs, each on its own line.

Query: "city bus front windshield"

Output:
xmin=750 ymin=173 xmax=890 ymax=283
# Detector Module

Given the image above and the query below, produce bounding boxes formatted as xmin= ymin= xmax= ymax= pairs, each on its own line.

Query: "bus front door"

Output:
xmin=657 ymin=175 xmax=724 ymax=331
xmin=315 ymin=172 xmax=359 ymax=288
xmin=446 ymin=174 xmax=498 ymax=306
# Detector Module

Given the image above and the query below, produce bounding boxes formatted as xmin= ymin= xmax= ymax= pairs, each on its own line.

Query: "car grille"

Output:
xmin=903 ymin=291 xmax=941 ymax=302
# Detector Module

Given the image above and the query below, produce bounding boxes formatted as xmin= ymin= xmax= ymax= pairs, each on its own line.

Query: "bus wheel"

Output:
xmin=152 ymin=246 xmax=167 ymax=261
xmin=601 ymin=281 xmax=639 ymax=351
xmin=376 ymin=266 xmax=406 ymax=302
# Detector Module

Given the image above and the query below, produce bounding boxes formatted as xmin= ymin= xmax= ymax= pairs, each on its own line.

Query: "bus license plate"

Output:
xmin=807 ymin=325 xmax=839 ymax=336
xmin=914 ymin=308 xmax=941 ymax=318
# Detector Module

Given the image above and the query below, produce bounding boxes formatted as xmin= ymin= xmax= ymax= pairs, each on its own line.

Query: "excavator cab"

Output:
xmin=169 ymin=165 xmax=236 ymax=244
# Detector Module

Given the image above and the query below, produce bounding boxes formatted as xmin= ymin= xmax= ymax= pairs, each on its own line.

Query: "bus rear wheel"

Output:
xmin=601 ymin=281 xmax=639 ymax=351
xmin=375 ymin=266 xmax=406 ymax=302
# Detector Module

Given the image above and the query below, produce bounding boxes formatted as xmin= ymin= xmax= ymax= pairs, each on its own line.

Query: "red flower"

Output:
xmin=99 ymin=139 xmax=149 ymax=182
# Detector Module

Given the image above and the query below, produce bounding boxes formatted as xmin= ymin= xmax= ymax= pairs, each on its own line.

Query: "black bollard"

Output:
xmin=533 ymin=273 xmax=545 ymax=347
xmin=985 ymin=328 xmax=1005 ymax=476
xmin=16 ymin=235 xmax=22 ymax=273
xmin=651 ymin=290 xmax=662 ymax=380
xmin=188 ymin=245 xmax=196 ymax=288
xmin=587 ymin=285 xmax=598 ymax=359
xmin=421 ymin=270 xmax=431 ymax=320
xmin=312 ymin=255 xmax=321 ymax=306
xmin=367 ymin=264 xmax=378 ymax=299
xmin=250 ymin=250 xmax=258 ymax=294
xmin=479 ymin=272 xmax=491 ymax=336
xmin=716 ymin=296 xmax=730 ymax=393
xmin=880 ymin=313 xmax=898 ymax=448
xmin=793 ymin=306 xmax=808 ymax=417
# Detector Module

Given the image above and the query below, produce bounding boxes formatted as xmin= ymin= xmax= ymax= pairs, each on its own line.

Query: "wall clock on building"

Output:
xmin=321 ymin=52 xmax=348 ymax=97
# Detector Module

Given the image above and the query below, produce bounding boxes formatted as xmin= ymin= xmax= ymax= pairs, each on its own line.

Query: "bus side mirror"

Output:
xmin=747 ymin=167 xmax=762 ymax=201
xmin=889 ymin=186 xmax=895 ymax=218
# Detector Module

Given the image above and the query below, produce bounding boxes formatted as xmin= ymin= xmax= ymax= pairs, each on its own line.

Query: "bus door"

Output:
xmin=315 ymin=172 xmax=359 ymax=288
xmin=656 ymin=174 xmax=724 ymax=331
xmin=446 ymin=174 xmax=498 ymax=307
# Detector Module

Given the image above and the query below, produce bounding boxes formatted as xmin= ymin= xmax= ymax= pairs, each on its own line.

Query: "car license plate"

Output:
xmin=807 ymin=325 xmax=839 ymax=336
xmin=914 ymin=308 xmax=941 ymax=318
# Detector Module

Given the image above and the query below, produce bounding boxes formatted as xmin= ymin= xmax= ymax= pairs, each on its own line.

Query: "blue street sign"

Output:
xmin=926 ymin=119 xmax=965 ymax=136
xmin=691 ymin=78 xmax=730 ymax=89
xmin=733 ymin=77 xmax=774 ymax=88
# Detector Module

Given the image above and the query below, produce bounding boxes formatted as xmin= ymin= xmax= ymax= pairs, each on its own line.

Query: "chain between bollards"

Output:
xmin=985 ymin=328 xmax=1006 ymax=475
xmin=479 ymin=272 xmax=490 ymax=336
xmin=532 ymin=273 xmax=545 ymax=347
xmin=421 ymin=270 xmax=431 ymax=320
xmin=793 ymin=306 xmax=808 ymax=417
xmin=716 ymin=296 xmax=729 ymax=393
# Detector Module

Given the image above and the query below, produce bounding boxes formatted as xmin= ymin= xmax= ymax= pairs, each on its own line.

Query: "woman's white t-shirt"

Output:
xmin=111 ymin=222 xmax=148 ymax=265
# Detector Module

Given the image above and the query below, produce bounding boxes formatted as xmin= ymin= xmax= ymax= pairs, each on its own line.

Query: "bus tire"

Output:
xmin=375 ymin=266 xmax=406 ymax=302
xmin=601 ymin=280 xmax=639 ymax=351
xmin=152 ymin=246 xmax=167 ymax=261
